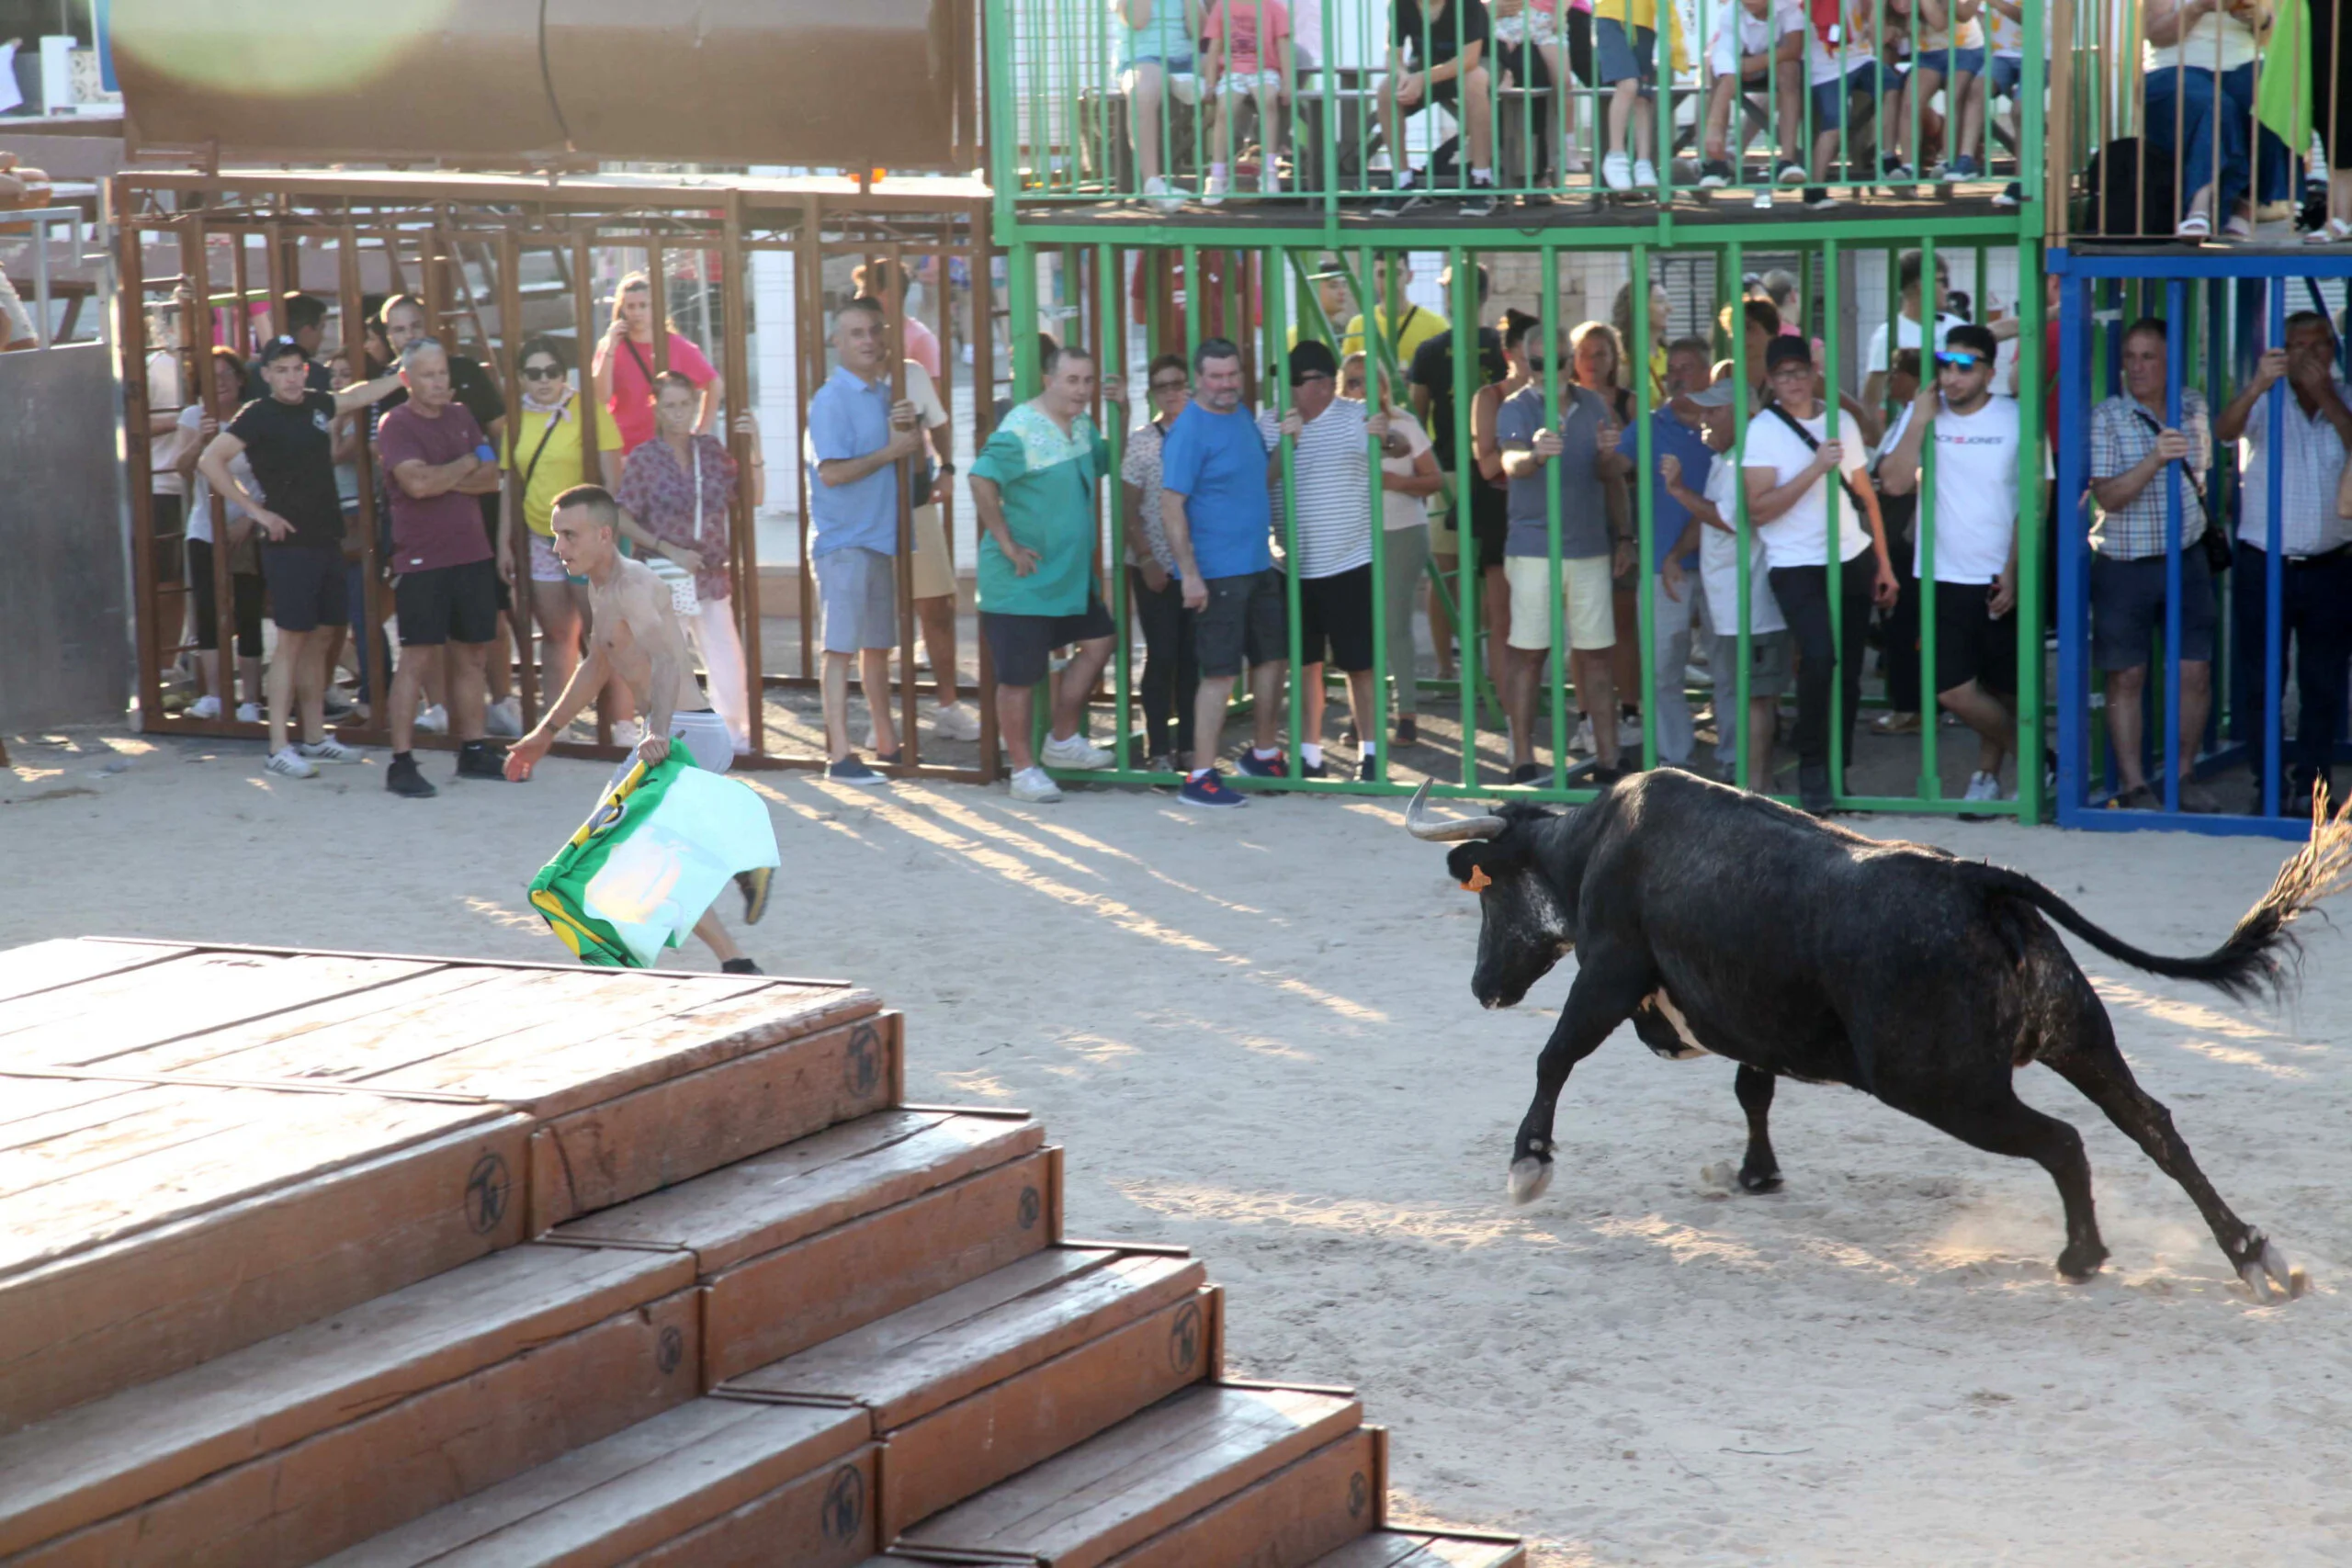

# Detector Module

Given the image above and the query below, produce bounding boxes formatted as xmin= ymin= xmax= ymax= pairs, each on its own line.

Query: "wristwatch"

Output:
xmin=936 ymin=462 xmax=957 ymax=475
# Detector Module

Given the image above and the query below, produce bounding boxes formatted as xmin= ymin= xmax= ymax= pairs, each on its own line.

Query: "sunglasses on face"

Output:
xmin=522 ymin=364 xmax=562 ymax=379
xmin=1934 ymin=351 xmax=1984 ymax=371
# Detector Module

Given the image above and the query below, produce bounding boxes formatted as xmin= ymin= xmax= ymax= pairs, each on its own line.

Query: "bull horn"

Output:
xmin=1404 ymin=780 xmax=1508 ymax=841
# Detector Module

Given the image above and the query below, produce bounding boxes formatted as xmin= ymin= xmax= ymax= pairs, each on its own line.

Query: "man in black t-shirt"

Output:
xmin=1406 ymin=270 xmax=1510 ymax=686
xmin=1374 ymin=0 xmax=1498 ymax=217
xmin=375 ymin=295 xmax=522 ymax=737
xmin=241 ymin=293 xmax=333 ymax=401
xmin=199 ymin=334 xmax=401 ymax=780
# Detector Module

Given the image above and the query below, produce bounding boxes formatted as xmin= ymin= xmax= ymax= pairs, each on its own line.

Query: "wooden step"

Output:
xmin=0 ymin=1241 xmax=692 ymax=1555
xmin=8 ymin=1280 xmax=702 ymax=1568
xmin=311 ymin=1399 xmax=877 ymax=1568
xmin=1099 ymin=1425 xmax=1383 ymax=1568
xmin=555 ymin=1108 xmax=1058 ymax=1384
xmin=721 ymin=1246 xmax=1218 ymax=1537
xmin=1309 ymin=1530 xmax=1529 ymax=1568
xmin=892 ymin=1383 xmax=1363 ymax=1568
xmin=0 ymin=942 xmax=881 ymax=1432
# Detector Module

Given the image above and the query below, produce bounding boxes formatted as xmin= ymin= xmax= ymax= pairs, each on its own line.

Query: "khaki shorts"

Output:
xmin=909 ymin=503 xmax=956 ymax=601
xmin=1505 ymin=553 xmax=1615 ymax=651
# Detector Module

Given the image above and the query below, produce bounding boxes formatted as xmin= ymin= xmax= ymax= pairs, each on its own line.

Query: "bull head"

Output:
xmin=1406 ymin=782 xmax=1577 ymax=1010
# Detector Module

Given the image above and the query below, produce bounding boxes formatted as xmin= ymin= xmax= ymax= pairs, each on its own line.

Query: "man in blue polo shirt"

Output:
xmin=1159 ymin=336 xmax=1288 ymax=810
xmin=1642 ymin=337 xmax=1715 ymax=768
xmin=806 ymin=297 xmax=924 ymax=784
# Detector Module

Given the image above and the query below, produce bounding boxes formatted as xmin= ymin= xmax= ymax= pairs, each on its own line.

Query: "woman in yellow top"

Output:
xmin=507 ymin=334 xmax=623 ymax=700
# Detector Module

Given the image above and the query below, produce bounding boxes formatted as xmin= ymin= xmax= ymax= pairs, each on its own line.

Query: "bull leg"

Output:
xmin=1895 ymin=1087 xmax=2108 ymax=1282
xmin=1734 ymin=1065 xmax=1784 ymax=1193
xmin=1510 ymin=950 xmax=1651 ymax=1205
xmin=2044 ymin=1028 xmax=2305 ymax=1301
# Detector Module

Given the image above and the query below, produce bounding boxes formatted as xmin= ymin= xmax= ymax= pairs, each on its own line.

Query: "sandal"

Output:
xmin=2307 ymin=217 xmax=2352 ymax=245
xmin=2174 ymin=212 xmax=2211 ymax=241
xmin=1871 ymin=709 xmax=1923 ymax=735
xmin=2222 ymin=214 xmax=2254 ymax=241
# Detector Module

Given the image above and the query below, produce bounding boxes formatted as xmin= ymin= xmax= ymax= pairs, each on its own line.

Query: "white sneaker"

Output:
xmin=1041 ymin=731 xmax=1114 ymax=770
xmin=1010 ymin=765 xmax=1064 ymax=804
xmin=1572 ymin=716 xmax=1597 ymax=755
xmin=265 ymin=746 xmax=318 ymax=780
xmin=1633 ymin=158 xmax=1659 ymax=187
xmin=298 ymin=737 xmax=363 ymax=764
xmin=485 ymin=696 xmax=524 ymax=739
xmin=1256 ymin=164 xmax=1280 ymax=195
xmin=187 ymin=694 xmax=221 ymax=719
xmin=1203 ymin=169 xmax=1229 ymax=207
xmin=414 ymin=704 xmax=448 ymax=735
xmin=933 ymin=702 xmax=983 ymax=741
xmin=612 ymin=718 xmax=644 ymax=747
xmin=235 ymin=702 xmax=263 ymax=725
xmin=1962 ymin=770 xmax=2003 ymax=804
xmin=1143 ymin=175 xmax=1182 ymax=214
xmin=1617 ymin=715 xmax=1643 ymax=748
xmin=1601 ymin=152 xmax=1634 ymax=191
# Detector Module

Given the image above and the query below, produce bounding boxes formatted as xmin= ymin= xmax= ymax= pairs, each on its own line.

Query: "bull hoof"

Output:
xmin=1507 ymin=1156 xmax=1554 ymax=1205
xmin=1736 ymin=1164 xmax=1783 ymax=1194
xmin=2237 ymin=1236 xmax=2305 ymax=1303
xmin=2055 ymin=1241 xmax=2109 ymax=1283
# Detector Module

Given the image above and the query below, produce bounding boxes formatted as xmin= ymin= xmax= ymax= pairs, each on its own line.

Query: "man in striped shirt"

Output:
xmin=1256 ymin=341 xmax=1405 ymax=780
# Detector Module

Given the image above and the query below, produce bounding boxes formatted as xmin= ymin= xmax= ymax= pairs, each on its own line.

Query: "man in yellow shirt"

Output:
xmin=1340 ymin=257 xmax=1451 ymax=366
xmin=506 ymin=334 xmax=624 ymax=704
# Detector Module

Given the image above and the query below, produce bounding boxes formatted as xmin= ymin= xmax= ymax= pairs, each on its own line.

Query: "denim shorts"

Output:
xmin=1594 ymin=19 xmax=1657 ymax=96
xmin=1809 ymin=61 xmax=1903 ymax=130
xmin=1988 ymin=53 xmax=2023 ymax=98
xmin=1910 ymin=45 xmax=1988 ymax=81
xmin=2091 ymin=547 xmax=2217 ymax=672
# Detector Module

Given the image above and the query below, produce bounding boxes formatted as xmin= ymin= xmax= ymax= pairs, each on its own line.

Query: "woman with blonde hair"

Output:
xmin=1572 ymin=316 xmax=1644 ymax=753
xmin=593 ymin=268 xmax=718 ymax=455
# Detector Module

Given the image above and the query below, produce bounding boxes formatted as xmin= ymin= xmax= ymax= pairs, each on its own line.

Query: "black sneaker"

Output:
xmin=1459 ymin=181 xmax=1499 ymax=218
xmin=827 ymin=755 xmax=888 ymax=786
xmin=1804 ymin=186 xmax=1840 ymax=211
xmin=1371 ymin=184 xmax=1430 ymax=218
xmin=386 ymin=753 xmax=437 ymax=799
xmin=1357 ymin=757 xmax=1377 ymax=782
xmin=455 ymin=741 xmax=508 ymax=780
xmin=1510 ymin=761 xmax=1547 ymax=786
xmin=1299 ymin=758 xmax=1330 ymax=780
xmin=1698 ymin=158 xmax=1734 ymax=188
xmin=735 ymin=866 xmax=773 ymax=925
xmin=1395 ymin=716 xmax=1418 ymax=745
xmin=1994 ymin=181 xmax=2023 ymax=208
xmin=720 ymin=957 xmax=763 ymax=976
xmin=1775 ymin=159 xmax=1809 ymax=185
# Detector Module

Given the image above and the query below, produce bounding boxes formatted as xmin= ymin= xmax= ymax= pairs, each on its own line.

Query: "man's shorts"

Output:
xmin=1505 ymin=552 xmax=1616 ymax=651
xmin=1811 ymin=61 xmax=1902 ymax=130
xmin=260 ymin=543 xmax=349 ymax=633
xmin=1930 ymin=581 xmax=2019 ymax=694
xmin=1720 ymin=627 xmax=1797 ymax=697
xmin=980 ymin=592 xmax=1116 ymax=687
xmin=1299 ymin=563 xmax=1375 ymax=672
xmin=817 ymin=545 xmax=899 ymax=653
xmin=1989 ymin=53 xmax=2023 ymax=98
xmin=605 ymin=707 xmax=736 ymax=793
xmin=528 ymin=534 xmax=578 ymax=585
xmin=2092 ymin=548 xmax=2217 ymax=672
xmin=1910 ymin=45 xmax=1988 ymax=81
xmin=395 ymin=557 xmax=500 ymax=647
xmin=910 ymin=504 xmax=956 ymax=601
xmin=1193 ymin=567 xmax=1288 ymax=677
xmin=1594 ymin=19 xmax=1657 ymax=96
xmin=1120 ymin=62 xmax=1203 ymax=103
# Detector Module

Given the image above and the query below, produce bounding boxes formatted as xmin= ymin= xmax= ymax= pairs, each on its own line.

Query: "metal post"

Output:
xmin=1823 ymin=237 xmax=1846 ymax=804
xmin=1631 ymin=243 xmax=1656 ymax=775
xmin=2262 ymin=278 xmax=2286 ymax=818
xmin=342 ymin=224 xmax=390 ymax=733
xmin=1917 ymin=233 xmax=1940 ymax=800
xmin=571 ymin=228 xmax=613 ymax=749
xmin=721 ymin=194 xmax=765 ymax=760
xmin=495 ymin=229 xmax=536 ymax=731
xmin=1451 ymin=248 xmax=1480 ymax=789
xmin=1360 ymin=239 xmax=1388 ymax=784
xmin=2161 ymin=278 xmax=2186 ymax=813
xmin=1542 ymin=249 xmax=1568 ymax=789
xmin=1730 ymin=239 xmax=1755 ymax=794
xmin=2015 ymin=240 xmax=2047 ymax=824
xmin=119 ymin=205 xmax=163 ymax=728
xmin=1270 ymin=247 xmax=1304 ymax=779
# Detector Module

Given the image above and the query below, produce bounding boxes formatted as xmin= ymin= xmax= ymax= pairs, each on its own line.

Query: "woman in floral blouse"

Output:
xmin=616 ymin=371 xmax=763 ymax=750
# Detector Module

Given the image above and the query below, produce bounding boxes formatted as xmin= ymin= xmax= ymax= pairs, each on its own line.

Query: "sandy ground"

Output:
xmin=6 ymin=728 xmax=2349 ymax=1567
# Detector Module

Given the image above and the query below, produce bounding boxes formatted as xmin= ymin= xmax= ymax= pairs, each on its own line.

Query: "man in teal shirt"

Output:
xmin=971 ymin=344 xmax=1120 ymax=804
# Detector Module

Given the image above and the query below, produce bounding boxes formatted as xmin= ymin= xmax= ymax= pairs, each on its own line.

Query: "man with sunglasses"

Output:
xmin=1877 ymin=324 xmax=2025 ymax=810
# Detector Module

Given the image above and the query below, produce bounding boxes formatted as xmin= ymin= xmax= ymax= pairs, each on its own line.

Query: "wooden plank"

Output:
xmin=10 ymin=1290 xmax=704 ymax=1568
xmin=872 ymin=1286 xmax=1217 ymax=1540
xmin=0 ymin=1114 xmax=532 ymax=1434
xmin=0 ymin=952 xmax=444 ymax=1068
xmin=1102 ymin=1427 xmax=1380 ymax=1568
xmin=527 ymin=1015 xmax=899 ymax=1231
xmin=555 ymin=1111 xmax=1044 ymax=1272
xmin=311 ymin=1400 xmax=866 ymax=1568
xmin=627 ymin=1445 xmax=880 ymax=1568
xmin=0 ymin=939 xmax=188 ymax=1006
xmin=898 ymin=1386 xmax=1362 ymax=1568
xmin=0 ymin=1243 xmax=694 ymax=1554
xmin=1306 ymin=1533 xmax=1526 ymax=1568
xmin=703 ymin=1150 xmax=1059 ymax=1386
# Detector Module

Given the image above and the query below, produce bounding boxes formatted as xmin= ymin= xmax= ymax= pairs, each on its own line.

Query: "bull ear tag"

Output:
xmin=1461 ymin=864 xmax=1492 ymax=893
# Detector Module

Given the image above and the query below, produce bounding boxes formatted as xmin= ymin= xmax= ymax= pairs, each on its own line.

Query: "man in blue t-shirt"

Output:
xmin=1643 ymin=337 xmax=1715 ymax=767
xmin=1159 ymin=336 xmax=1287 ymax=809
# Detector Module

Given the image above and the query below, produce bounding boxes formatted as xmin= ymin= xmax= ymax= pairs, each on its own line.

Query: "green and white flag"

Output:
xmin=528 ymin=753 xmax=779 ymax=967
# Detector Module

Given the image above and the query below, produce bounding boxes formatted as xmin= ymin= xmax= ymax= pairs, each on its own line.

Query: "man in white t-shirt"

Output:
xmin=1255 ymin=340 xmax=1406 ymax=779
xmin=1342 ymin=351 xmax=1443 ymax=749
xmin=1876 ymin=323 xmax=2024 ymax=809
xmin=1660 ymin=380 xmax=1792 ymax=788
xmin=1743 ymin=335 xmax=1898 ymax=813
xmin=892 ymin=348 xmax=983 ymax=745
xmin=1863 ymin=250 xmax=1967 ymax=414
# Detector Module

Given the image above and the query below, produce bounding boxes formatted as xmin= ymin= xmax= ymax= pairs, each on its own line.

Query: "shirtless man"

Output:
xmin=504 ymin=484 xmax=771 ymax=973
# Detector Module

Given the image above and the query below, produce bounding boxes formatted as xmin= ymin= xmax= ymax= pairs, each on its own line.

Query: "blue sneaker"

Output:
xmin=1179 ymin=770 xmax=1249 ymax=809
xmin=1236 ymin=750 xmax=1288 ymax=779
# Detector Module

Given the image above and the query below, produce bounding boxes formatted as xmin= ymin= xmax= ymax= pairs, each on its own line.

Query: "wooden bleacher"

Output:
xmin=0 ymin=938 xmax=1524 ymax=1566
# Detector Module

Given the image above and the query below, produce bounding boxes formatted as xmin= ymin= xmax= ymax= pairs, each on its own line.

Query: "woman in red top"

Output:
xmin=593 ymin=270 xmax=718 ymax=455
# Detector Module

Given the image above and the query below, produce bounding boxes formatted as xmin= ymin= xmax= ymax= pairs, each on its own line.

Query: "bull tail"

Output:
xmin=1969 ymin=792 xmax=2352 ymax=1006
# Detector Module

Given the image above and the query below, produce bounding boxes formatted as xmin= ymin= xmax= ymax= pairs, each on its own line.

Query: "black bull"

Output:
xmin=1408 ymin=772 xmax=2352 ymax=1299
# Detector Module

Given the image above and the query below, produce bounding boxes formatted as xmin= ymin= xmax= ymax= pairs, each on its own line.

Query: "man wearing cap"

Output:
xmin=1742 ymin=333 xmax=1899 ymax=814
xmin=1340 ymin=256 xmax=1449 ymax=365
xmin=1255 ymin=340 xmax=1407 ymax=779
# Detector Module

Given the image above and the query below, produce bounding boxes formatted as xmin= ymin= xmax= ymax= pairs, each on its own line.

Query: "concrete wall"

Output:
xmin=0 ymin=342 xmax=130 ymax=732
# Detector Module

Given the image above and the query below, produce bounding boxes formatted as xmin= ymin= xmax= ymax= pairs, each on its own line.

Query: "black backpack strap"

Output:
xmin=1764 ymin=400 xmax=1870 ymax=516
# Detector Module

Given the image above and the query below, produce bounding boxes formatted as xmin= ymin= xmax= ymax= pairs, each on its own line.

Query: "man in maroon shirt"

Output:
xmin=378 ymin=338 xmax=510 ymax=798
